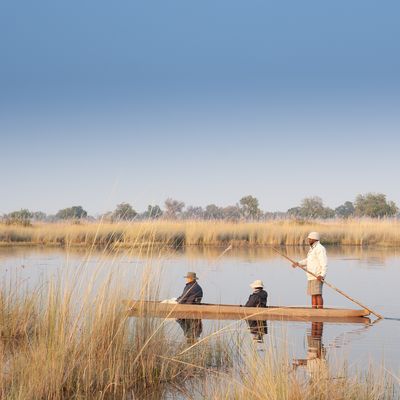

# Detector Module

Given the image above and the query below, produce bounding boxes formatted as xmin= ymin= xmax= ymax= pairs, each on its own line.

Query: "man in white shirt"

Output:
xmin=292 ymin=232 xmax=328 ymax=309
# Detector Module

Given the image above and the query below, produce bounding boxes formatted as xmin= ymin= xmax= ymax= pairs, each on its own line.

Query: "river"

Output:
xmin=1 ymin=245 xmax=399 ymax=377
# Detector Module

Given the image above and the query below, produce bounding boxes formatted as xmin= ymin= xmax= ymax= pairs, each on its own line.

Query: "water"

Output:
xmin=1 ymin=245 xmax=399 ymax=375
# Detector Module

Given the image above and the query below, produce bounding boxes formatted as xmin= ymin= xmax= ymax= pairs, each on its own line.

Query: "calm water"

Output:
xmin=1 ymin=245 xmax=399 ymax=376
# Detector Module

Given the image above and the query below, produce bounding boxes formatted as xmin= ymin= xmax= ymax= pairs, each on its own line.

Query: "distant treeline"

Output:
xmin=1 ymin=193 xmax=399 ymax=226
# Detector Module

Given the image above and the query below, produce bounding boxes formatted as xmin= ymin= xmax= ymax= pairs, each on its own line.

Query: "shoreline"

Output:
xmin=1 ymin=219 xmax=400 ymax=249
xmin=0 ymin=241 xmax=399 ymax=249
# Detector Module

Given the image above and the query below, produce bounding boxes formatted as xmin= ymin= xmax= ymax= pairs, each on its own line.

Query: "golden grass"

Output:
xmin=158 ymin=324 xmax=398 ymax=400
xmin=202 ymin=349 xmax=397 ymax=400
xmin=0 ymin=248 xmax=397 ymax=399
xmin=1 ymin=219 xmax=400 ymax=248
xmin=0 ymin=269 xmax=232 ymax=399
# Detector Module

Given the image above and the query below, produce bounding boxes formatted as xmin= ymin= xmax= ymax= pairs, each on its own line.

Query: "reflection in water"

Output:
xmin=1 ymin=244 xmax=399 ymax=264
xmin=246 ymin=320 xmax=268 ymax=343
xmin=178 ymin=245 xmax=400 ymax=265
xmin=293 ymin=322 xmax=329 ymax=380
xmin=176 ymin=319 xmax=203 ymax=344
xmin=1 ymin=245 xmax=399 ymax=372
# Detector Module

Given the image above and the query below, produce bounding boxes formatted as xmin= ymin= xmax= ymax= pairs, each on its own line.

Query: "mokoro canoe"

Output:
xmin=126 ymin=300 xmax=371 ymax=323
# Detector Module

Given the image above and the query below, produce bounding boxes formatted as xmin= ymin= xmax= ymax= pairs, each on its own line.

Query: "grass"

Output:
xmin=0 ymin=246 xmax=398 ymax=400
xmin=0 ymin=219 xmax=400 ymax=249
xmin=0 ymin=267 xmax=233 ymax=399
xmin=200 ymin=347 xmax=397 ymax=400
xmin=148 ymin=323 xmax=398 ymax=400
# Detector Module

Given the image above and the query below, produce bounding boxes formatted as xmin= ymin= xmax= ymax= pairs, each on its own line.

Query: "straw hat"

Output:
xmin=250 ymin=280 xmax=264 ymax=289
xmin=183 ymin=272 xmax=198 ymax=280
xmin=307 ymin=232 xmax=320 ymax=241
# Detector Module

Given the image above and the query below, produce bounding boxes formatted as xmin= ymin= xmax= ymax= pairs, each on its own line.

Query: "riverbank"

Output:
xmin=1 ymin=219 xmax=399 ymax=249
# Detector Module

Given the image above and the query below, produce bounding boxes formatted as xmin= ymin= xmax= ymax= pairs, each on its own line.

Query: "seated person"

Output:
xmin=177 ymin=272 xmax=203 ymax=304
xmin=245 ymin=280 xmax=268 ymax=307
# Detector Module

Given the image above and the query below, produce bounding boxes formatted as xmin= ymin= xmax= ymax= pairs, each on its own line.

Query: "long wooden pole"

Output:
xmin=271 ymin=247 xmax=383 ymax=320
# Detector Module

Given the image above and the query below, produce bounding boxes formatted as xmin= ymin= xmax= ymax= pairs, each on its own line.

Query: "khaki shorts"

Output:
xmin=307 ymin=279 xmax=323 ymax=296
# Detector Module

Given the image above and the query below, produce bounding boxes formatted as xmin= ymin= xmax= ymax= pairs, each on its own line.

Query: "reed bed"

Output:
xmin=200 ymin=347 xmax=397 ymax=400
xmin=1 ymin=219 xmax=400 ymax=248
xmin=0 ymin=268 xmax=232 ymax=399
xmin=0 ymin=249 xmax=398 ymax=399
xmin=157 ymin=324 xmax=398 ymax=400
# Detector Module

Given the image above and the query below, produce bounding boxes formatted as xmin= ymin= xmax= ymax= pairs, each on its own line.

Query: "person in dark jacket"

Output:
xmin=245 ymin=280 xmax=268 ymax=342
xmin=177 ymin=272 xmax=203 ymax=304
xmin=245 ymin=280 xmax=268 ymax=307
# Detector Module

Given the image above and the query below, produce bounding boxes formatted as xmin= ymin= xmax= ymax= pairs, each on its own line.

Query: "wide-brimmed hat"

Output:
xmin=250 ymin=279 xmax=264 ymax=289
xmin=307 ymin=231 xmax=320 ymax=241
xmin=183 ymin=272 xmax=198 ymax=280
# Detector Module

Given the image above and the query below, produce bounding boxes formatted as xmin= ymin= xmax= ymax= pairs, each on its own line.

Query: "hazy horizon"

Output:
xmin=0 ymin=192 xmax=398 ymax=217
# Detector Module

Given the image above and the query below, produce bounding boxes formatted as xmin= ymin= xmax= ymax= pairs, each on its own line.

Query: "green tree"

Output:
xmin=164 ymin=198 xmax=185 ymax=219
xmin=354 ymin=193 xmax=398 ymax=218
xmin=56 ymin=206 xmax=88 ymax=220
xmin=183 ymin=206 xmax=204 ymax=220
xmin=287 ymin=206 xmax=302 ymax=218
xmin=300 ymin=197 xmax=326 ymax=218
xmin=222 ymin=205 xmax=242 ymax=221
xmin=144 ymin=205 xmax=163 ymax=219
xmin=288 ymin=197 xmax=334 ymax=219
xmin=5 ymin=209 xmax=33 ymax=226
xmin=113 ymin=203 xmax=137 ymax=221
xmin=335 ymin=201 xmax=355 ymax=219
xmin=239 ymin=195 xmax=261 ymax=220
xmin=204 ymin=204 xmax=224 ymax=220
xmin=31 ymin=211 xmax=47 ymax=221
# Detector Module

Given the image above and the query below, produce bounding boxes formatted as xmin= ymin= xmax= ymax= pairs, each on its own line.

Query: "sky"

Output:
xmin=1 ymin=1 xmax=400 ymax=215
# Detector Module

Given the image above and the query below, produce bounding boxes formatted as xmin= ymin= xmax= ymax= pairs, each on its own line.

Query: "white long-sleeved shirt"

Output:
xmin=299 ymin=242 xmax=328 ymax=281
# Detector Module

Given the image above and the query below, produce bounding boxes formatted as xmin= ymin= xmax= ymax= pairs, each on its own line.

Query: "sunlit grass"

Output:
xmin=1 ymin=219 xmax=400 ymax=248
xmin=0 ymin=243 xmax=398 ymax=399
xmin=0 ymin=265 xmax=232 ymax=399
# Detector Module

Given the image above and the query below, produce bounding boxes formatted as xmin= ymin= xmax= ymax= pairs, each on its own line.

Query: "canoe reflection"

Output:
xmin=247 ymin=320 xmax=268 ymax=343
xmin=176 ymin=319 xmax=203 ymax=344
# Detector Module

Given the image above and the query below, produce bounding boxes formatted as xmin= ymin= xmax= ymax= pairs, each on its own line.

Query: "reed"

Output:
xmin=1 ymin=219 xmax=400 ymax=248
xmin=185 ymin=330 xmax=398 ymax=400
xmin=0 ymin=252 xmax=397 ymax=399
xmin=0 ymin=264 xmax=231 ymax=399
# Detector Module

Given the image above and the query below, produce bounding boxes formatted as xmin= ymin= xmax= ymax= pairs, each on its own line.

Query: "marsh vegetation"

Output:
xmin=0 ymin=270 xmax=397 ymax=399
xmin=0 ymin=241 xmax=399 ymax=399
xmin=1 ymin=219 xmax=400 ymax=249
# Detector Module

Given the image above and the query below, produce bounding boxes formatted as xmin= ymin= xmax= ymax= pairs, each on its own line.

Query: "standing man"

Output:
xmin=177 ymin=272 xmax=203 ymax=304
xmin=292 ymin=232 xmax=327 ymax=309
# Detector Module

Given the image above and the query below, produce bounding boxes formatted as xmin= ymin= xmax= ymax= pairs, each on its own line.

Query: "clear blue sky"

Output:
xmin=1 ymin=1 xmax=399 ymax=214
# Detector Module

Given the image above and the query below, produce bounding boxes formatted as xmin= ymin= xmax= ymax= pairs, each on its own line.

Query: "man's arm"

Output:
xmin=317 ymin=246 xmax=328 ymax=279
xmin=245 ymin=294 xmax=257 ymax=307
xmin=293 ymin=258 xmax=307 ymax=268
xmin=177 ymin=286 xmax=188 ymax=304
xmin=298 ymin=258 xmax=307 ymax=266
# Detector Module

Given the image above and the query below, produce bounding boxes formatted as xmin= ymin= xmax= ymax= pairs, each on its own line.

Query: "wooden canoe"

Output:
xmin=126 ymin=300 xmax=371 ymax=323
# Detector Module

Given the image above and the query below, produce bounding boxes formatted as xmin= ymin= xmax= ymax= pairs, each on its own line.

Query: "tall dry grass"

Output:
xmin=161 ymin=324 xmax=398 ymax=400
xmin=0 ymin=253 xmax=398 ymax=399
xmin=1 ymin=219 xmax=400 ymax=248
xmin=0 ymin=266 xmax=231 ymax=399
xmin=184 ymin=324 xmax=398 ymax=400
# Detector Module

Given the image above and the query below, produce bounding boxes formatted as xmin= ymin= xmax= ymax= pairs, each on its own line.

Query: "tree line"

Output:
xmin=1 ymin=193 xmax=398 ymax=225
